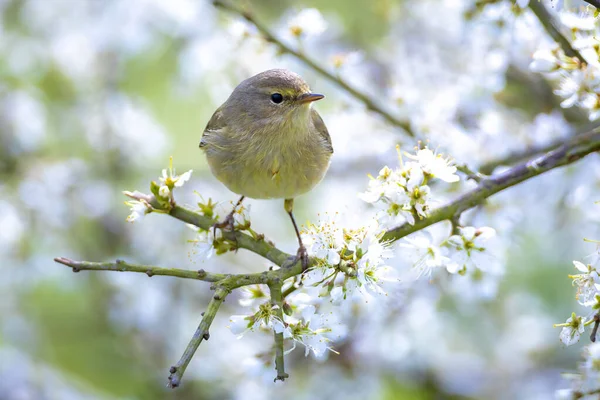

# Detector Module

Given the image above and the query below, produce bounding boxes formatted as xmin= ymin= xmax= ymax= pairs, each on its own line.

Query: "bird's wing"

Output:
xmin=311 ymin=109 xmax=333 ymax=154
xmin=200 ymin=106 xmax=226 ymax=149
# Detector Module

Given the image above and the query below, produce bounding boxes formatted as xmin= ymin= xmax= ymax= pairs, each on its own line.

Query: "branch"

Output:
xmin=528 ymin=1 xmax=585 ymax=62
xmin=54 ymin=123 xmax=600 ymax=388
xmin=383 ymin=127 xmax=600 ymax=242
xmin=168 ymin=287 xmax=229 ymax=388
xmin=268 ymin=279 xmax=288 ymax=381
xmin=478 ymin=120 xmax=600 ymax=175
xmin=212 ymin=0 xmax=414 ymax=137
xmin=53 ymin=257 xmax=226 ymax=282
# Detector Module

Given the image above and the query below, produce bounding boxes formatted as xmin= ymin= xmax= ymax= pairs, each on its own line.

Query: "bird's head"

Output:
xmin=227 ymin=69 xmax=324 ymax=128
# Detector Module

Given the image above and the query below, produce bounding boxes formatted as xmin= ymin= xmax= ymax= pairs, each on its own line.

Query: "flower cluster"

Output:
xmin=529 ymin=11 xmax=600 ymax=121
xmin=359 ymin=146 xmax=459 ymax=229
xmin=157 ymin=157 xmax=192 ymax=201
xmin=273 ymin=305 xmax=346 ymax=358
xmin=124 ymin=157 xmax=192 ymax=222
xmin=557 ymin=343 xmax=600 ymax=399
xmin=554 ymin=250 xmax=600 ymax=346
xmin=401 ymin=226 xmax=498 ymax=282
xmin=228 ymin=286 xmax=346 ymax=359
xmin=301 ymin=217 xmax=397 ymax=302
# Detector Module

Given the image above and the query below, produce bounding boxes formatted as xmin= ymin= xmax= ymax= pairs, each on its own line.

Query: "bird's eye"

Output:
xmin=270 ymin=93 xmax=283 ymax=104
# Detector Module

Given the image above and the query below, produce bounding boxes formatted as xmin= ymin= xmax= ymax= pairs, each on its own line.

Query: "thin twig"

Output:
xmin=528 ymin=1 xmax=585 ymax=62
xmin=53 ymin=257 xmax=226 ymax=282
xmin=591 ymin=313 xmax=600 ymax=342
xmin=168 ymin=287 xmax=229 ymax=388
xmin=212 ymin=0 xmax=414 ymax=137
xmin=456 ymin=165 xmax=486 ymax=182
xmin=479 ymin=120 xmax=600 ymax=174
xmin=268 ymin=279 xmax=289 ymax=381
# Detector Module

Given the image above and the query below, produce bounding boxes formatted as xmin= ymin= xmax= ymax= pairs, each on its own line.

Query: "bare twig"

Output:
xmin=168 ymin=287 xmax=229 ymax=388
xmin=268 ymin=279 xmax=288 ymax=381
xmin=212 ymin=0 xmax=414 ymax=137
xmin=53 ymin=257 xmax=226 ymax=282
xmin=591 ymin=313 xmax=600 ymax=342
xmin=479 ymin=120 xmax=600 ymax=174
xmin=528 ymin=1 xmax=585 ymax=62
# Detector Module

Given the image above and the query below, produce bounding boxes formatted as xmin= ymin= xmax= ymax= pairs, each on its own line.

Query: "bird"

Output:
xmin=199 ymin=69 xmax=333 ymax=269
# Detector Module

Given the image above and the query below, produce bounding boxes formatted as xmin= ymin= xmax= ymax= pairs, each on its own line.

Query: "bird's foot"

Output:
xmin=212 ymin=212 xmax=235 ymax=237
xmin=295 ymin=245 xmax=309 ymax=272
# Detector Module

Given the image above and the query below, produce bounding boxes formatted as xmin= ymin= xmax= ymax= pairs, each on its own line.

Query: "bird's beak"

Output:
xmin=297 ymin=93 xmax=324 ymax=104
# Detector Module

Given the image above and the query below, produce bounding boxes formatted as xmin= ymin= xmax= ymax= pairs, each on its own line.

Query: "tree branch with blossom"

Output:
xmin=383 ymin=126 xmax=600 ymax=242
xmin=54 ymin=123 xmax=600 ymax=387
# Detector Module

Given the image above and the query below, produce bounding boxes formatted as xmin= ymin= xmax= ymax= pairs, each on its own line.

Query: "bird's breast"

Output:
xmin=204 ymin=126 xmax=331 ymax=199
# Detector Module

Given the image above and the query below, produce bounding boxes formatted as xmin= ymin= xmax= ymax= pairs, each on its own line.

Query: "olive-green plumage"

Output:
xmin=200 ymin=69 xmax=332 ymax=199
xmin=200 ymin=69 xmax=332 ymax=269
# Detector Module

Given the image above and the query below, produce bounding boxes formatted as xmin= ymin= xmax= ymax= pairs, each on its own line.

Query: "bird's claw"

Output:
xmin=295 ymin=245 xmax=309 ymax=272
xmin=212 ymin=212 xmax=235 ymax=237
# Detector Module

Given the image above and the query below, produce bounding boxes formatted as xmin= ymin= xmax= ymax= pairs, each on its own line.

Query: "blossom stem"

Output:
xmin=282 ymin=278 xmax=300 ymax=298
xmin=591 ymin=313 xmax=600 ymax=342
xmin=211 ymin=0 xmax=415 ymax=137
xmin=268 ymin=279 xmax=289 ymax=381
xmin=168 ymin=287 xmax=229 ymax=388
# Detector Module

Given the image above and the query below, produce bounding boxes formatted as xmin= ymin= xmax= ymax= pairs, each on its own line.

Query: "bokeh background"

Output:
xmin=2 ymin=0 xmax=600 ymax=399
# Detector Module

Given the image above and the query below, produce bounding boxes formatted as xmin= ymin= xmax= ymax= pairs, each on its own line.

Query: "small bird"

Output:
xmin=200 ymin=69 xmax=332 ymax=269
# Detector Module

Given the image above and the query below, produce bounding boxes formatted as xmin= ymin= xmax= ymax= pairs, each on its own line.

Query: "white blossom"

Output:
xmin=529 ymin=50 xmax=559 ymax=73
xmin=302 ymin=215 xmax=344 ymax=266
xmin=555 ymin=70 xmax=587 ymax=108
xmin=570 ymin=260 xmax=600 ymax=306
xmin=560 ymin=12 xmax=596 ymax=31
xmin=275 ymin=305 xmax=346 ymax=358
xmin=158 ymin=185 xmax=170 ymax=198
xmin=556 ymin=313 xmax=587 ymax=346
xmin=445 ymin=226 xmax=496 ymax=274
xmin=193 ymin=229 xmax=216 ymax=260
xmin=401 ymin=233 xmax=447 ymax=278
xmin=159 ymin=157 xmax=192 ymax=192
xmin=239 ymin=285 xmax=269 ymax=307
xmin=361 ymin=147 xmax=457 ymax=229
xmin=287 ymin=8 xmax=327 ymax=38
xmin=584 ymin=343 xmax=600 ymax=377
xmin=124 ymin=200 xmax=149 ymax=222
xmin=228 ymin=302 xmax=280 ymax=339
xmin=405 ymin=148 xmax=459 ymax=183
